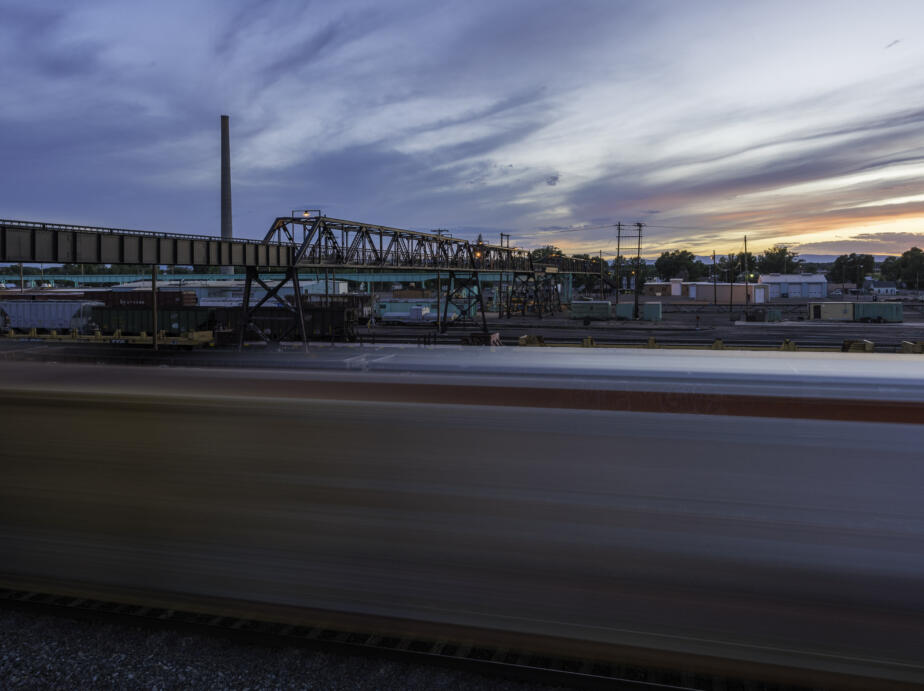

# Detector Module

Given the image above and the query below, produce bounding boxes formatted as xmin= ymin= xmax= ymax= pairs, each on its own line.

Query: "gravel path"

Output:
xmin=0 ymin=608 xmax=573 ymax=690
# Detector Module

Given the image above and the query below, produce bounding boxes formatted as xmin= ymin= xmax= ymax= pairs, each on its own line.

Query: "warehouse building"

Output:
xmin=758 ymin=273 xmax=827 ymax=299
xmin=864 ymin=279 xmax=898 ymax=296
xmin=644 ymin=279 xmax=768 ymax=303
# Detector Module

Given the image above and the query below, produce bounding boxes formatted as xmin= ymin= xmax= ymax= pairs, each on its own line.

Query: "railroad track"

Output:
xmin=360 ymin=332 xmax=908 ymax=352
xmin=0 ymin=583 xmax=909 ymax=691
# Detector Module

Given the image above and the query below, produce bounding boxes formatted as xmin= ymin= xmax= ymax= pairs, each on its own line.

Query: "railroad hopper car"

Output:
xmin=1 ymin=300 xmax=103 ymax=331
xmin=90 ymin=303 xmax=359 ymax=341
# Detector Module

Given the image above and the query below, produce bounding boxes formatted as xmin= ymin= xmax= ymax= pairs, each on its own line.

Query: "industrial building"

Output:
xmin=645 ymin=279 xmax=768 ymax=304
xmin=757 ymin=273 xmax=827 ymax=298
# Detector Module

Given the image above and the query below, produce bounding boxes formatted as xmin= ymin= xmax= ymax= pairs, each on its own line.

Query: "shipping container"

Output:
xmin=642 ymin=303 xmax=662 ymax=321
xmin=853 ymin=302 xmax=903 ymax=323
xmin=0 ymin=300 xmax=104 ymax=330
xmin=612 ymin=303 xmax=634 ymax=320
xmin=808 ymin=302 xmax=853 ymax=321
xmin=571 ymin=301 xmax=611 ymax=323
xmin=609 ymin=302 xmax=661 ymax=321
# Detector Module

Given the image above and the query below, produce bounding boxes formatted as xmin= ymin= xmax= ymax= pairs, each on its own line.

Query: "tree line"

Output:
xmin=528 ymin=243 xmax=924 ymax=292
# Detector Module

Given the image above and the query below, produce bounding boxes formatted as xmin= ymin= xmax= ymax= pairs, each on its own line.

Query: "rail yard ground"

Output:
xmin=0 ymin=605 xmax=570 ymax=691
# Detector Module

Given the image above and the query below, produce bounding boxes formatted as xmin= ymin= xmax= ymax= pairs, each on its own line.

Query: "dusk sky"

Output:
xmin=2 ymin=0 xmax=924 ymax=257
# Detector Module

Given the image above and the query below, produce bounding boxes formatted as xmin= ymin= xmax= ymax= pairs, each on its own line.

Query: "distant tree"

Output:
xmin=610 ymin=254 xmax=631 ymax=290
xmin=692 ymin=260 xmax=709 ymax=281
xmin=880 ymin=247 xmax=924 ymax=288
xmin=757 ymin=245 xmax=802 ymax=274
xmin=735 ymin=251 xmax=758 ymax=280
xmin=715 ymin=255 xmax=736 ymax=281
xmin=880 ymin=256 xmax=900 ymax=282
xmin=714 ymin=252 xmax=756 ymax=281
xmin=654 ymin=249 xmax=702 ymax=280
xmin=631 ymin=258 xmax=654 ymax=290
xmin=827 ymin=254 xmax=876 ymax=284
xmin=530 ymin=245 xmax=563 ymax=263
xmin=0 ymin=263 xmax=41 ymax=275
xmin=576 ymin=252 xmax=614 ymax=292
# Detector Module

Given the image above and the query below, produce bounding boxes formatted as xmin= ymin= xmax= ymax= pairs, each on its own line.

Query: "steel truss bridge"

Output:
xmin=1 ymin=215 xmax=601 ymax=345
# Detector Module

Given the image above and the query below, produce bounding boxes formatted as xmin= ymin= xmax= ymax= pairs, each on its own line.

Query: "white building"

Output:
xmin=866 ymin=280 xmax=897 ymax=296
xmin=758 ymin=273 xmax=827 ymax=299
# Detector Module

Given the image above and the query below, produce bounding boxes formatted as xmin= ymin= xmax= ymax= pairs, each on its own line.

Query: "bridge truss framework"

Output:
xmin=1 ymin=215 xmax=597 ymax=347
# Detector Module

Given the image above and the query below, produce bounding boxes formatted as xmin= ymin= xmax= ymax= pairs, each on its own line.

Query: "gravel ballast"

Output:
xmin=0 ymin=607 xmax=574 ymax=690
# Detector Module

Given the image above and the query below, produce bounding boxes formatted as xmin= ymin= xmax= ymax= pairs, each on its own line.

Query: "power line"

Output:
xmin=515 ymin=221 xmax=720 ymax=239
xmin=513 ymin=223 xmax=619 ymax=238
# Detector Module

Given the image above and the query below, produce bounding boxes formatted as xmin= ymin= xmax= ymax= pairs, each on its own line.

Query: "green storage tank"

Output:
xmin=853 ymin=302 xmax=903 ymax=323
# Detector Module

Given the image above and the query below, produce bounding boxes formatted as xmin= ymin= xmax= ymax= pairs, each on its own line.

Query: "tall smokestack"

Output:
xmin=220 ymin=114 xmax=232 ymax=274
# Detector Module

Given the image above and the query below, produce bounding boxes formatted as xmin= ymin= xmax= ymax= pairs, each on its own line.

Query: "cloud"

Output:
xmin=794 ymin=231 xmax=924 ymax=254
xmin=2 ymin=0 xmax=924 ymax=259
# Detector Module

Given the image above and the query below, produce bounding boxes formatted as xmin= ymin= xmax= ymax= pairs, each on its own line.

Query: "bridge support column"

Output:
xmin=439 ymin=271 xmax=487 ymax=334
xmin=507 ymin=272 xmax=542 ymax=318
xmin=237 ymin=266 xmax=309 ymax=351
xmin=151 ymin=265 xmax=158 ymax=351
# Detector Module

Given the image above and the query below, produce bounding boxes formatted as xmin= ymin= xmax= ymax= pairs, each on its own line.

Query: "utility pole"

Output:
xmin=633 ymin=222 xmax=643 ymax=320
xmin=744 ymin=235 xmax=749 ymax=319
xmin=599 ymin=250 xmax=604 ymax=299
xmin=712 ymin=250 xmax=717 ymax=305
xmin=498 ymin=233 xmax=509 ymax=318
xmin=728 ymin=253 xmax=734 ymax=318
xmin=436 ymin=270 xmax=442 ymax=329
xmin=614 ymin=222 xmax=622 ymax=304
